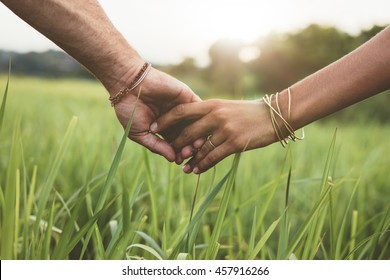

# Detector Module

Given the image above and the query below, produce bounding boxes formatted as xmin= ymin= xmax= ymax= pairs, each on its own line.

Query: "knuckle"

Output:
xmin=209 ymin=98 xmax=223 ymax=106
xmin=194 ymin=147 xmax=207 ymax=161
xmin=173 ymin=104 xmax=186 ymax=116
xmin=213 ymin=110 xmax=225 ymax=122
xmin=229 ymin=137 xmax=242 ymax=150
xmin=180 ymin=127 xmax=191 ymax=141
xmin=222 ymin=122 xmax=234 ymax=134
xmin=174 ymin=128 xmax=192 ymax=148
xmin=197 ymin=160 xmax=211 ymax=173
xmin=204 ymin=153 xmax=217 ymax=166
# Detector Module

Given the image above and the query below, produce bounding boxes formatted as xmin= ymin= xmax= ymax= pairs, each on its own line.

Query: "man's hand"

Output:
xmin=113 ymin=66 xmax=201 ymax=162
xmin=1 ymin=0 xmax=202 ymax=161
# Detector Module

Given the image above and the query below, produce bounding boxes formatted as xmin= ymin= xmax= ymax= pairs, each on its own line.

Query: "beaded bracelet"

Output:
xmin=262 ymin=87 xmax=304 ymax=147
xmin=109 ymin=62 xmax=152 ymax=107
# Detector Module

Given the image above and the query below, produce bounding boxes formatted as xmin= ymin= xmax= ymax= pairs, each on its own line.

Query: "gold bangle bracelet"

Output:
xmin=262 ymin=87 xmax=304 ymax=147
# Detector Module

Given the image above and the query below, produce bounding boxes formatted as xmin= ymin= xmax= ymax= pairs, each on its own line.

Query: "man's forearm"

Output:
xmin=1 ymin=0 xmax=141 ymax=94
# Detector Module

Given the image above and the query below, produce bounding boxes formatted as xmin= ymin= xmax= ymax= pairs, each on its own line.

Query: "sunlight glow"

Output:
xmin=2 ymin=0 xmax=389 ymax=65
xmin=239 ymin=46 xmax=261 ymax=62
xmin=192 ymin=1 xmax=281 ymax=43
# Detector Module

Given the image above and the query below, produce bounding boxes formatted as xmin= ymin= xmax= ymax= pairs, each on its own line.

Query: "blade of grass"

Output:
xmin=206 ymin=242 xmax=221 ymax=260
xmin=62 ymin=196 xmax=118 ymax=258
xmin=334 ymin=178 xmax=360 ymax=259
xmin=91 ymin=217 xmax=107 ymax=259
xmin=81 ymin=88 xmax=141 ymax=257
xmin=202 ymin=225 xmax=211 ymax=246
xmin=80 ymin=169 xmax=106 ymax=259
xmin=162 ymin=224 xmax=167 ymax=253
xmin=319 ymin=129 xmax=337 ymax=194
xmin=308 ymin=209 xmax=328 ymax=259
xmin=13 ymin=169 xmax=21 ymax=259
xmin=95 ymin=88 xmax=141 ymax=212
xmin=284 ymin=129 xmax=338 ymax=260
xmin=177 ymin=252 xmax=190 ymax=260
xmin=105 ymin=169 xmax=141 ymax=259
xmin=343 ymin=230 xmax=389 ymax=260
xmin=1 ymin=120 xmax=21 ymax=259
xmin=109 ymin=208 xmax=149 ymax=260
xmin=186 ymin=174 xmax=201 ymax=253
xmin=52 ymin=162 xmax=105 ymax=259
xmin=246 ymin=207 xmax=257 ymax=258
xmin=107 ymin=148 xmax=146 ymax=259
xmin=164 ymin=164 xmax=175 ymax=236
xmin=135 ymin=230 xmax=167 ymax=259
xmin=319 ymin=234 xmax=330 ymax=260
xmin=126 ymin=244 xmax=163 ymax=260
xmin=51 ymin=185 xmax=97 ymax=259
xmin=377 ymin=230 xmax=390 ymax=260
xmin=248 ymin=215 xmax=282 ymax=260
xmin=368 ymin=206 xmax=390 ymax=259
xmin=166 ymin=217 xmax=196 ymax=255
xmin=0 ymin=58 xmax=11 ymax=135
xmin=0 ymin=184 xmax=5 ymax=221
xmin=328 ymin=181 xmax=335 ymax=259
xmin=255 ymin=148 xmax=291 ymax=235
xmin=108 ymin=229 xmax=135 ymax=260
xmin=22 ymin=165 xmax=37 ymax=259
xmin=349 ymin=209 xmax=389 ymax=259
xmin=106 ymin=180 xmax=144 ymax=258
xmin=205 ymin=154 xmax=241 ymax=259
xmin=33 ymin=116 xmax=78 ymax=235
xmin=348 ymin=210 xmax=358 ymax=259
xmin=307 ymin=179 xmax=334 ymax=260
xmin=122 ymin=174 xmax=131 ymax=233
xmin=169 ymin=162 xmax=234 ymax=259
xmin=42 ymin=198 xmax=56 ymax=259
xmin=284 ymin=181 xmax=332 ymax=259
xmin=227 ymin=217 xmax=234 ymax=259
xmin=231 ymin=176 xmax=244 ymax=257
xmin=142 ymin=150 xmax=159 ymax=237
xmin=301 ymin=129 xmax=337 ymax=259
xmin=277 ymin=164 xmax=292 ymax=259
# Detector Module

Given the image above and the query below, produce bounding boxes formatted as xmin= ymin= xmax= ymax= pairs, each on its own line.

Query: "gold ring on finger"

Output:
xmin=207 ymin=135 xmax=216 ymax=149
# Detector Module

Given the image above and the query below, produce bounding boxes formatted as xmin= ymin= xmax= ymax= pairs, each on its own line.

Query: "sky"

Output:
xmin=0 ymin=0 xmax=389 ymax=66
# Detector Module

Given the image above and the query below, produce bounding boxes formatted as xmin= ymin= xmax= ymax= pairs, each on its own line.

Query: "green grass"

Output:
xmin=0 ymin=75 xmax=389 ymax=260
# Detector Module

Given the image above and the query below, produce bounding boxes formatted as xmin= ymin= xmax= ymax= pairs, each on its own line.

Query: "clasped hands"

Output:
xmin=113 ymin=66 xmax=277 ymax=175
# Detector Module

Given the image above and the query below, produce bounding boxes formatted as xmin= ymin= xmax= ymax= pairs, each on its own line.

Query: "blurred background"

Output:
xmin=0 ymin=1 xmax=389 ymax=261
xmin=0 ymin=0 xmax=389 ymax=123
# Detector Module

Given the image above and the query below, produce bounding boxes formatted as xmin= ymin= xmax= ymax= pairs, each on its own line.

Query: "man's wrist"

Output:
xmin=109 ymin=62 xmax=152 ymax=107
xmin=100 ymin=55 xmax=144 ymax=97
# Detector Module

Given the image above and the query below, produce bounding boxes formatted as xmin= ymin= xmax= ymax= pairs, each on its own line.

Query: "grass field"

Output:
xmin=0 ymin=75 xmax=389 ymax=260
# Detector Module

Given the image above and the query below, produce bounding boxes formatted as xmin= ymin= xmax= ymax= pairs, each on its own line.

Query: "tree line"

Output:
xmin=0 ymin=49 xmax=93 ymax=79
xmin=0 ymin=24 xmax=388 ymax=123
xmin=166 ymin=24 xmax=389 ymax=123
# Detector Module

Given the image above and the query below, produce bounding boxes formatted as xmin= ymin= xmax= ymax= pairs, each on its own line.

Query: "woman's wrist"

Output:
xmin=260 ymin=87 xmax=305 ymax=147
xmin=251 ymin=99 xmax=279 ymax=148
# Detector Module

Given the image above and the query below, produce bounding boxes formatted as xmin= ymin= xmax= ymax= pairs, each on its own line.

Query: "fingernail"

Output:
xmin=193 ymin=167 xmax=200 ymax=174
xmin=183 ymin=164 xmax=191 ymax=173
xmin=150 ymin=122 xmax=158 ymax=133
xmin=176 ymin=155 xmax=183 ymax=165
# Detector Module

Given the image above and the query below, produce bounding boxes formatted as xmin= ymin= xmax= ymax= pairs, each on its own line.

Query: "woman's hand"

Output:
xmin=151 ymin=99 xmax=278 ymax=174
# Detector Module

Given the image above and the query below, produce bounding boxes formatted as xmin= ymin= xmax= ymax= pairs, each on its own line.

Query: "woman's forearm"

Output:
xmin=150 ymin=26 xmax=390 ymax=173
xmin=1 ymin=0 xmax=141 ymax=94
xmin=284 ymin=26 xmax=390 ymax=130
